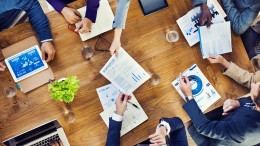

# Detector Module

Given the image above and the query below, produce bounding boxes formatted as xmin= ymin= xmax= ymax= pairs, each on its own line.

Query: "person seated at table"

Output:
xmin=193 ymin=0 xmax=260 ymax=59
xmin=47 ymin=0 xmax=131 ymax=56
xmin=0 ymin=0 xmax=56 ymax=71
xmin=179 ymin=75 xmax=260 ymax=146
xmin=207 ymin=54 xmax=260 ymax=88
xmin=106 ymin=93 xmax=188 ymax=146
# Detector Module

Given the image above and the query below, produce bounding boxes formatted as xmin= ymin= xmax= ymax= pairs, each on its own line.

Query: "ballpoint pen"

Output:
xmin=127 ymin=101 xmax=139 ymax=109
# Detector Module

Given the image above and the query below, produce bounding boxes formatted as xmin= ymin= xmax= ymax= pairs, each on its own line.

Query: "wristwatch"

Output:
xmin=185 ymin=96 xmax=193 ymax=101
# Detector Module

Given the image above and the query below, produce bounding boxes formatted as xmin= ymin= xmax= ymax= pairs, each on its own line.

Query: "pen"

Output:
xmin=127 ymin=101 xmax=139 ymax=109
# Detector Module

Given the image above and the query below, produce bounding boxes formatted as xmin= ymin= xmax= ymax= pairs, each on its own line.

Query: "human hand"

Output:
xmin=0 ymin=62 xmax=6 ymax=71
xmin=149 ymin=126 xmax=167 ymax=146
xmin=222 ymin=99 xmax=240 ymax=115
xmin=75 ymin=18 xmax=92 ymax=33
xmin=115 ymin=93 xmax=131 ymax=116
xmin=110 ymin=28 xmax=122 ymax=57
xmin=207 ymin=54 xmax=231 ymax=69
xmin=51 ymin=140 xmax=64 ymax=146
xmin=200 ymin=3 xmax=212 ymax=27
xmin=41 ymin=41 xmax=56 ymax=62
xmin=61 ymin=7 xmax=81 ymax=24
xmin=179 ymin=75 xmax=192 ymax=97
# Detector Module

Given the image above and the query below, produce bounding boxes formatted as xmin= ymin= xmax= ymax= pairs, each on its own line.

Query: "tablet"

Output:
xmin=138 ymin=0 xmax=168 ymax=16
xmin=5 ymin=45 xmax=48 ymax=83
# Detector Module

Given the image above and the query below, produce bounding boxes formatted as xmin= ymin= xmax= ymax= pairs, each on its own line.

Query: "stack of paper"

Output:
xmin=199 ymin=21 xmax=232 ymax=59
xmin=97 ymin=83 xmax=148 ymax=136
xmin=100 ymin=48 xmax=150 ymax=95
xmin=76 ymin=0 xmax=114 ymax=41
xmin=177 ymin=0 xmax=226 ymax=46
xmin=172 ymin=64 xmax=221 ymax=112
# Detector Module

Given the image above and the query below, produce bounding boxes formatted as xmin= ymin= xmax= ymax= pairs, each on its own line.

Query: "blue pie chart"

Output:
xmin=188 ymin=75 xmax=203 ymax=95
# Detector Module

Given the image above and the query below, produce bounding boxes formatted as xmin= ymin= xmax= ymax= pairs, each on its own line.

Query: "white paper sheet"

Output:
xmin=172 ymin=64 xmax=221 ymax=112
xmin=96 ymin=83 xmax=120 ymax=110
xmin=100 ymin=48 xmax=150 ymax=94
xmin=176 ymin=0 xmax=225 ymax=46
xmin=100 ymin=94 xmax=148 ymax=136
xmin=76 ymin=0 xmax=114 ymax=41
xmin=199 ymin=21 xmax=232 ymax=59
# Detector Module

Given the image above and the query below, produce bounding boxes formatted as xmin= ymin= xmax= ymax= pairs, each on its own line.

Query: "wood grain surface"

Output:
xmin=0 ymin=0 xmax=253 ymax=145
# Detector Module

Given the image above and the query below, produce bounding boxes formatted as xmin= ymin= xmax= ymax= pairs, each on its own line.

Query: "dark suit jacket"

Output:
xmin=106 ymin=118 xmax=122 ymax=146
xmin=183 ymin=97 xmax=260 ymax=146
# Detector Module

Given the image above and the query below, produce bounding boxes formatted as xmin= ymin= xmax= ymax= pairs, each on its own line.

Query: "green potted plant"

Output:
xmin=48 ymin=76 xmax=80 ymax=123
xmin=48 ymin=76 xmax=80 ymax=103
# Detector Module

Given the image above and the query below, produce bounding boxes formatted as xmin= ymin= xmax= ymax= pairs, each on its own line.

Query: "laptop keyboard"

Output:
xmin=31 ymin=134 xmax=60 ymax=146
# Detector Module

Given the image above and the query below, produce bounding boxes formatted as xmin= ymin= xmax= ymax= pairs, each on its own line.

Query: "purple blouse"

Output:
xmin=47 ymin=0 xmax=100 ymax=23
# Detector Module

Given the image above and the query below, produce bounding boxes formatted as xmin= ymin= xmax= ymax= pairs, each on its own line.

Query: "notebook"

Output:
xmin=1 ymin=36 xmax=55 ymax=93
xmin=172 ymin=64 xmax=221 ymax=112
xmin=100 ymin=48 xmax=150 ymax=94
xmin=198 ymin=21 xmax=232 ymax=59
xmin=100 ymin=93 xmax=148 ymax=136
xmin=176 ymin=0 xmax=226 ymax=46
xmin=76 ymin=0 xmax=114 ymax=41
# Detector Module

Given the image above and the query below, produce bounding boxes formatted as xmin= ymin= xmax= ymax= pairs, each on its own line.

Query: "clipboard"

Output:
xmin=1 ymin=36 xmax=55 ymax=93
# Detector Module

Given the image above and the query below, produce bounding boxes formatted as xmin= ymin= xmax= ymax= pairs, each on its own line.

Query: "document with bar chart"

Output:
xmin=100 ymin=48 xmax=150 ymax=94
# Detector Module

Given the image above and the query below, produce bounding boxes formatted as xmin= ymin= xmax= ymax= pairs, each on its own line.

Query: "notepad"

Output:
xmin=100 ymin=48 xmax=150 ymax=94
xmin=76 ymin=0 xmax=114 ymax=41
xmin=100 ymin=94 xmax=148 ymax=136
xmin=176 ymin=0 xmax=225 ymax=46
xmin=199 ymin=21 xmax=232 ymax=59
xmin=96 ymin=83 xmax=120 ymax=110
xmin=172 ymin=64 xmax=221 ymax=112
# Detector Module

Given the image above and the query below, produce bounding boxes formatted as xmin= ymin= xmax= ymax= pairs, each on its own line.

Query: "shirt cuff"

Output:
xmin=41 ymin=39 xmax=53 ymax=43
xmin=158 ymin=120 xmax=171 ymax=135
xmin=112 ymin=112 xmax=123 ymax=122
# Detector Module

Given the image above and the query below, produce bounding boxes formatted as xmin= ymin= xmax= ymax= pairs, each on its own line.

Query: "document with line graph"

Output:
xmin=100 ymin=48 xmax=150 ymax=94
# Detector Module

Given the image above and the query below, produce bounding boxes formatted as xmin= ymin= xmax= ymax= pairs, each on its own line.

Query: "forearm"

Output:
xmin=85 ymin=0 xmax=100 ymax=23
xmin=223 ymin=62 xmax=260 ymax=88
xmin=47 ymin=0 xmax=67 ymax=13
xmin=106 ymin=118 xmax=122 ymax=146
xmin=221 ymin=0 xmax=259 ymax=34
xmin=112 ymin=0 xmax=130 ymax=29
xmin=113 ymin=28 xmax=122 ymax=41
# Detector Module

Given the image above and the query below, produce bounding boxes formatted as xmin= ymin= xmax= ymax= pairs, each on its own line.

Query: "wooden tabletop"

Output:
xmin=0 ymin=0 xmax=253 ymax=145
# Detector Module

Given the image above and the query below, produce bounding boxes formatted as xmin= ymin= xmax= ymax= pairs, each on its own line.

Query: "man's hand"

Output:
xmin=200 ymin=3 xmax=212 ymax=27
xmin=222 ymin=99 xmax=240 ymax=115
xmin=41 ymin=41 xmax=56 ymax=62
xmin=51 ymin=140 xmax=64 ymax=146
xmin=75 ymin=18 xmax=92 ymax=33
xmin=110 ymin=28 xmax=122 ymax=57
xmin=115 ymin=93 xmax=131 ymax=116
xmin=149 ymin=126 xmax=167 ymax=146
xmin=179 ymin=76 xmax=193 ymax=97
xmin=61 ymin=7 xmax=81 ymax=24
xmin=207 ymin=54 xmax=231 ymax=69
xmin=0 ymin=62 xmax=6 ymax=71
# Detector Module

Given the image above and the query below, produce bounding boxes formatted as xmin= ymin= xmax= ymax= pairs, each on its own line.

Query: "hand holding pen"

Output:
xmin=115 ymin=93 xmax=131 ymax=116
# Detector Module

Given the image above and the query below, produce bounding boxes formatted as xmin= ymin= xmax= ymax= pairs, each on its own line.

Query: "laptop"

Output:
xmin=3 ymin=120 xmax=70 ymax=146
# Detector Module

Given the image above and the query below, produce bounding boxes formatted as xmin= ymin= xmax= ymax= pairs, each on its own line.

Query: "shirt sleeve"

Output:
xmin=192 ymin=0 xmax=207 ymax=7
xmin=112 ymin=0 xmax=130 ymax=29
xmin=112 ymin=112 xmax=123 ymax=122
xmin=46 ymin=0 xmax=67 ymax=13
xmin=85 ymin=0 xmax=100 ymax=23
xmin=223 ymin=62 xmax=260 ymax=88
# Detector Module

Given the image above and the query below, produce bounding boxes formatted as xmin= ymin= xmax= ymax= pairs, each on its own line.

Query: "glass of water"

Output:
xmin=3 ymin=85 xmax=17 ymax=104
xmin=63 ymin=103 xmax=76 ymax=124
xmin=81 ymin=46 xmax=93 ymax=60
xmin=148 ymin=73 xmax=160 ymax=86
xmin=166 ymin=30 xmax=179 ymax=43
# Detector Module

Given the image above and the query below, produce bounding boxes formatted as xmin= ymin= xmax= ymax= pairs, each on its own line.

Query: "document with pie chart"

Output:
xmin=172 ymin=64 xmax=221 ymax=112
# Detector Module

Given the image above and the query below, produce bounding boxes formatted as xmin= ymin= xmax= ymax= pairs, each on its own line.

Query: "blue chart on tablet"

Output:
xmin=5 ymin=45 xmax=48 ymax=82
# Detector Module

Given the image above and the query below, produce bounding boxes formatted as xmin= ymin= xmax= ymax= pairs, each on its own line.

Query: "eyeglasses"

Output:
xmin=68 ymin=24 xmax=111 ymax=52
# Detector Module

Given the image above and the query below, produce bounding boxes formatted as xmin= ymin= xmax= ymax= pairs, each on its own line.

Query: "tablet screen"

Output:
xmin=139 ymin=0 xmax=168 ymax=15
xmin=5 ymin=45 xmax=48 ymax=82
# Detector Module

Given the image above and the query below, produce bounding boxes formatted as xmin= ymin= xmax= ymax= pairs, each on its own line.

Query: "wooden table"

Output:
xmin=0 ymin=0 xmax=253 ymax=145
